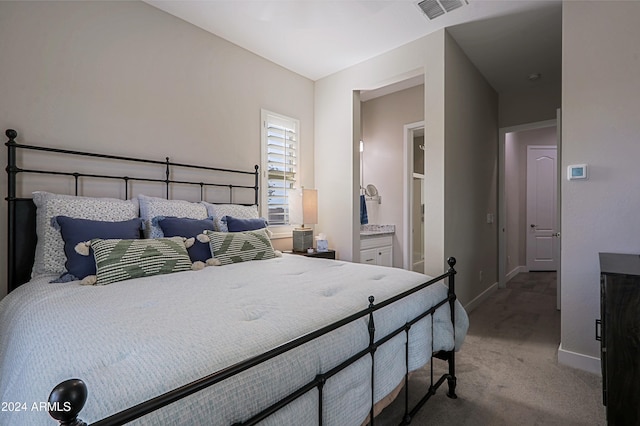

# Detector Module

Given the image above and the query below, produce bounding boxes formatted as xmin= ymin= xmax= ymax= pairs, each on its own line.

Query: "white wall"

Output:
xmin=361 ymin=85 xmax=424 ymax=267
xmin=315 ymin=33 xmax=443 ymax=267
xmin=0 ymin=1 xmax=314 ymax=298
xmin=505 ymin=133 xmax=521 ymax=274
xmin=315 ymin=29 xmax=498 ymax=307
xmin=560 ymin=1 xmax=640 ymax=372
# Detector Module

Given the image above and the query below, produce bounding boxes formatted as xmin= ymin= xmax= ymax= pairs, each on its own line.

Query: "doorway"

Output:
xmin=498 ymin=119 xmax=559 ymax=293
xmin=403 ymin=121 xmax=425 ymax=272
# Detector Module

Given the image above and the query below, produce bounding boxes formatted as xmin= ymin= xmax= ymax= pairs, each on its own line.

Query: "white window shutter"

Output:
xmin=261 ymin=110 xmax=300 ymax=227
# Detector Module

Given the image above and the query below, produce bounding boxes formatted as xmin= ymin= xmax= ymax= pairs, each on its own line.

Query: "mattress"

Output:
xmin=0 ymin=255 xmax=468 ymax=426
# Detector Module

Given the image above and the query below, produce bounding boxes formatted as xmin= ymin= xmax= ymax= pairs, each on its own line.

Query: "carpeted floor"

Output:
xmin=375 ymin=272 xmax=606 ymax=425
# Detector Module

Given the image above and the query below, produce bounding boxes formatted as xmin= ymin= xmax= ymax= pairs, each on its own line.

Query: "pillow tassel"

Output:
xmin=191 ymin=261 xmax=205 ymax=271
xmin=184 ymin=237 xmax=195 ymax=248
xmin=197 ymin=233 xmax=210 ymax=243
xmin=80 ymin=275 xmax=97 ymax=285
xmin=74 ymin=241 xmax=92 ymax=257
xmin=207 ymin=258 xmax=222 ymax=267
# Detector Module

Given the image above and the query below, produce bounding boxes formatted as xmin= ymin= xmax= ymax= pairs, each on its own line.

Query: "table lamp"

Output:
xmin=291 ymin=188 xmax=317 ymax=252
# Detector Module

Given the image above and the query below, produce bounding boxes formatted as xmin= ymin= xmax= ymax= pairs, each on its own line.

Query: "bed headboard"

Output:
xmin=5 ymin=129 xmax=259 ymax=293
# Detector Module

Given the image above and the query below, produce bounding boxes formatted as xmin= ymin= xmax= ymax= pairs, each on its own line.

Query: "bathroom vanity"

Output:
xmin=360 ymin=225 xmax=394 ymax=267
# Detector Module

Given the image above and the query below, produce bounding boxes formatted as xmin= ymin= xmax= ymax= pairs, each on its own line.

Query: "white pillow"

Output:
xmin=32 ymin=191 xmax=139 ymax=277
xmin=138 ymin=194 xmax=208 ymax=238
xmin=201 ymin=202 xmax=259 ymax=232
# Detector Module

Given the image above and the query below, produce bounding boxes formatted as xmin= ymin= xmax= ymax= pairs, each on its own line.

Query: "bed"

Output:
xmin=1 ymin=129 xmax=468 ymax=426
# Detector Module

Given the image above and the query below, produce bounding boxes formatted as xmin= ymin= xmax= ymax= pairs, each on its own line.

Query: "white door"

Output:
xmin=526 ymin=146 xmax=558 ymax=271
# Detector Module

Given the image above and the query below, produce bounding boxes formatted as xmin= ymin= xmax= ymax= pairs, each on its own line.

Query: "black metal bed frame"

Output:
xmin=5 ymin=129 xmax=259 ymax=293
xmin=5 ymin=128 xmax=459 ymax=426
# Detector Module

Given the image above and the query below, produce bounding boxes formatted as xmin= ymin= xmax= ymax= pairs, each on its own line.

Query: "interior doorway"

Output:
xmin=403 ymin=121 xmax=425 ymax=272
xmin=357 ymin=71 xmax=425 ymax=270
xmin=498 ymin=119 xmax=559 ymax=293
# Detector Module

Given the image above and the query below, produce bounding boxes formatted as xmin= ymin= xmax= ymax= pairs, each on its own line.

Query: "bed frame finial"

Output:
xmin=48 ymin=379 xmax=88 ymax=426
xmin=5 ymin=128 xmax=17 ymax=141
xmin=447 ymin=256 xmax=456 ymax=271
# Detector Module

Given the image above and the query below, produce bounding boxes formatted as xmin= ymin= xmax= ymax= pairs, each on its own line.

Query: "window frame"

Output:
xmin=260 ymin=109 xmax=301 ymax=239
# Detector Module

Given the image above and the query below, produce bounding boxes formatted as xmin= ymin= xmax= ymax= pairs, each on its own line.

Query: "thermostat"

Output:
xmin=567 ymin=164 xmax=588 ymax=180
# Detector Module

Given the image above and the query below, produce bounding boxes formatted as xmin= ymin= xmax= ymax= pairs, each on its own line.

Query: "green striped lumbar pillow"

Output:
xmin=90 ymin=236 xmax=192 ymax=285
xmin=205 ymin=228 xmax=276 ymax=265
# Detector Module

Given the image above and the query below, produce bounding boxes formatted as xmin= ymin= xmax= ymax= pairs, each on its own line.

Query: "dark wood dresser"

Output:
xmin=598 ymin=252 xmax=640 ymax=425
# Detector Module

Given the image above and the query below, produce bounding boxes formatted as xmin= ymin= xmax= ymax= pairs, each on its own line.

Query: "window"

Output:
xmin=261 ymin=109 xmax=300 ymax=235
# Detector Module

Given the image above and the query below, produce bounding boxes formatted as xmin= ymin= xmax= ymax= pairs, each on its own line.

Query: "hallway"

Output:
xmin=377 ymin=272 xmax=605 ymax=425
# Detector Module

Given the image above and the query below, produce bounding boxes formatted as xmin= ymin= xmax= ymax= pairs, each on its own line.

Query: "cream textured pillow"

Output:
xmin=32 ymin=192 xmax=139 ymax=277
xmin=138 ymin=194 xmax=208 ymax=238
xmin=201 ymin=202 xmax=259 ymax=232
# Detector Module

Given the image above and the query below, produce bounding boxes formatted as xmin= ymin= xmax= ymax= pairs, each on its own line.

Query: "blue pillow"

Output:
xmin=156 ymin=216 xmax=215 ymax=263
xmin=223 ymin=216 xmax=268 ymax=232
xmin=52 ymin=216 xmax=142 ymax=282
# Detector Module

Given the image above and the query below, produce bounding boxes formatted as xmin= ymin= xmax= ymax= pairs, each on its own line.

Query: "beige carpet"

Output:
xmin=375 ymin=272 xmax=606 ymax=425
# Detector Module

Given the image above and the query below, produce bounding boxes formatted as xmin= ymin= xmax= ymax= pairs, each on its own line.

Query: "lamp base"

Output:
xmin=292 ymin=227 xmax=313 ymax=253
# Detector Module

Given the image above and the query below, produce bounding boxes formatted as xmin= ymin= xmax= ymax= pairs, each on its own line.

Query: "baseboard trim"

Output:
xmin=464 ymin=281 xmax=498 ymax=314
xmin=557 ymin=343 xmax=601 ymax=376
xmin=506 ymin=266 xmax=528 ymax=282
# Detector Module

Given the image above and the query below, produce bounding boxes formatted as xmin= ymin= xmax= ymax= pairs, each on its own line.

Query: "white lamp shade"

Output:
xmin=302 ymin=188 xmax=318 ymax=225
xmin=289 ymin=188 xmax=318 ymax=227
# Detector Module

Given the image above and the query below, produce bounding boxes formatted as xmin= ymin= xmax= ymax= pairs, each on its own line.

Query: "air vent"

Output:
xmin=440 ymin=0 xmax=465 ymax=13
xmin=417 ymin=0 xmax=445 ymax=20
xmin=417 ymin=0 xmax=467 ymax=20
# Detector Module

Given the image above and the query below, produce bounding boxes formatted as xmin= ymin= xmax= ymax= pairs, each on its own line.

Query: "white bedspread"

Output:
xmin=0 ymin=255 xmax=468 ymax=426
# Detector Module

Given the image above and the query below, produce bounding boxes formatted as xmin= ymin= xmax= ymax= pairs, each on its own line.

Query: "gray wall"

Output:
xmin=0 ymin=1 xmax=315 ymax=298
xmin=560 ymin=0 xmax=640 ymax=372
xmin=499 ymin=83 xmax=561 ymax=128
xmin=444 ymin=32 xmax=499 ymax=306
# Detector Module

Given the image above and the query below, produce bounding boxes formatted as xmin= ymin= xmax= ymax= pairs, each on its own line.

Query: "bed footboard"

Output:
xmin=47 ymin=258 xmax=459 ymax=426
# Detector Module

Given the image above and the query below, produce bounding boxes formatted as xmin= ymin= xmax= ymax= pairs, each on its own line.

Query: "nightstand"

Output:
xmin=286 ymin=249 xmax=336 ymax=260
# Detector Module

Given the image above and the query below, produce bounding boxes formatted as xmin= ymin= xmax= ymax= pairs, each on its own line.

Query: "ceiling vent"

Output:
xmin=417 ymin=0 xmax=467 ymax=20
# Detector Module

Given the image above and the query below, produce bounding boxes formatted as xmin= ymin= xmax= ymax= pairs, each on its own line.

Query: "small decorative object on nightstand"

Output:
xmin=316 ymin=233 xmax=328 ymax=252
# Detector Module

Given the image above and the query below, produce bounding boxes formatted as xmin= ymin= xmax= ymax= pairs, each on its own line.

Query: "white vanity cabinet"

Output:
xmin=360 ymin=235 xmax=393 ymax=267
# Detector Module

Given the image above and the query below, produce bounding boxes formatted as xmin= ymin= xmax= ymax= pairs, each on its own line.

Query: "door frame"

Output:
xmin=498 ymin=118 xmax=557 ymax=289
xmin=403 ymin=120 xmax=425 ymax=271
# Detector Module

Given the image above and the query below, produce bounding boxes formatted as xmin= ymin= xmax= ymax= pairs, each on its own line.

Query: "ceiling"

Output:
xmin=145 ymin=0 xmax=562 ymax=94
